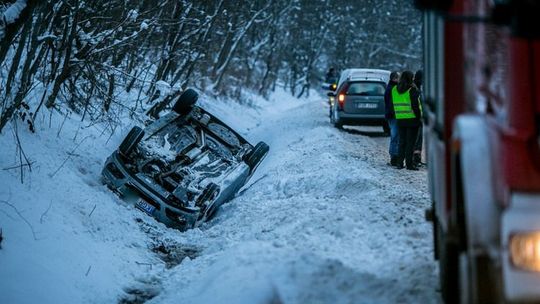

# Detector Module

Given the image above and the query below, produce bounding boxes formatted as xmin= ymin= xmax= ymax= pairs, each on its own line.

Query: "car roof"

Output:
xmin=338 ymin=68 xmax=391 ymax=87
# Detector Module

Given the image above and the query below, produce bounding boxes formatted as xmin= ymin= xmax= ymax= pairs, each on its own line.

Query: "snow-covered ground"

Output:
xmin=0 ymin=89 xmax=440 ymax=303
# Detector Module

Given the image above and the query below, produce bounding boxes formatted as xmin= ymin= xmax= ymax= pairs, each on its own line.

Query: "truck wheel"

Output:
xmin=119 ymin=126 xmax=144 ymax=157
xmin=172 ymin=88 xmax=198 ymax=114
xmin=437 ymin=223 xmax=460 ymax=303
xmin=460 ymin=252 xmax=498 ymax=303
xmin=244 ymin=142 xmax=269 ymax=170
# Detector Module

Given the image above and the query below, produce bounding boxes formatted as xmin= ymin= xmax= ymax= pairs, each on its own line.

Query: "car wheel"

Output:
xmin=119 ymin=126 xmax=144 ymax=157
xmin=172 ymin=88 xmax=198 ymax=114
xmin=382 ymin=122 xmax=390 ymax=135
xmin=244 ymin=142 xmax=270 ymax=170
xmin=333 ymin=109 xmax=343 ymax=129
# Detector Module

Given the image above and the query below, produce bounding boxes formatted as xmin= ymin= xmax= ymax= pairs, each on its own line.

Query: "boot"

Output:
xmin=393 ymin=156 xmax=404 ymax=169
xmin=413 ymin=152 xmax=421 ymax=167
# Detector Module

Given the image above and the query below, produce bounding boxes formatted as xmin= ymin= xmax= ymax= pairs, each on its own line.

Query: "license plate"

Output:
xmin=357 ymin=103 xmax=377 ymax=109
xmin=136 ymin=199 xmax=155 ymax=215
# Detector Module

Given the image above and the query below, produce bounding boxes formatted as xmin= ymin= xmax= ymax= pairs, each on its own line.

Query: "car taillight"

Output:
xmin=338 ymin=94 xmax=345 ymax=109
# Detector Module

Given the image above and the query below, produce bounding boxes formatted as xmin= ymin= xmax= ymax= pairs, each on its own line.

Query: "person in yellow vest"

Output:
xmin=391 ymin=70 xmax=422 ymax=170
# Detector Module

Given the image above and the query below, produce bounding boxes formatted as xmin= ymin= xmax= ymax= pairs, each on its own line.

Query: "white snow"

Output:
xmin=2 ymin=0 xmax=27 ymax=24
xmin=140 ymin=21 xmax=149 ymax=31
xmin=0 ymin=0 xmax=27 ymax=40
xmin=0 ymin=87 xmax=440 ymax=303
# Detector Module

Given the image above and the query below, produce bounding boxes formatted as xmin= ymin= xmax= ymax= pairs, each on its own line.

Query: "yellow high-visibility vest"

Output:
xmin=392 ymin=86 xmax=416 ymax=120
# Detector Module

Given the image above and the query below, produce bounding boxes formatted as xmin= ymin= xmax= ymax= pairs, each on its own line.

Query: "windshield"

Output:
xmin=346 ymin=81 xmax=386 ymax=96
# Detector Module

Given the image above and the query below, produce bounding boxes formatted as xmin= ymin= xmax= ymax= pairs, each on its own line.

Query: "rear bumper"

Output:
xmin=337 ymin=111 xmax=386 ymax=126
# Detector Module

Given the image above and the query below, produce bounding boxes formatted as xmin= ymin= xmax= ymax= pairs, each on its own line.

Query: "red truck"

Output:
xmin=416 ymin=0 xmax=540 ymax=303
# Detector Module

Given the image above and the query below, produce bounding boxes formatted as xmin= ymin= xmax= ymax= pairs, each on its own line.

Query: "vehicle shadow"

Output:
xmin=341 ymin=127 xmax=389 ymax=138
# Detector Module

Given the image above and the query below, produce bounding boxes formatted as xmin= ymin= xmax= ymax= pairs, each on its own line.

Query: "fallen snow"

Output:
xmin=0 ymin=87 xmax=440 ymax=303
xmin=0 ymin=0 xmax=28 ymax=40
xmin=2 ymin=0 xmax=27 ymax=24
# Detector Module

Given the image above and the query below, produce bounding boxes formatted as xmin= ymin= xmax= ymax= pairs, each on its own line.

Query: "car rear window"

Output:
xmin=346 ymin=81 xmax=386 ymax=96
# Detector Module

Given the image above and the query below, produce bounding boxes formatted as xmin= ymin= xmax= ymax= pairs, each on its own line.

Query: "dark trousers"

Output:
xmin=397 ymin=125 xmax=420 ymax=168
xmin=414 ymin=124 xmax=423 ymax=151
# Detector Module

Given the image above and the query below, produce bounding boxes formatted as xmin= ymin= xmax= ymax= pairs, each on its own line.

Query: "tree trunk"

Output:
xmin=46 ymin=1 xmax=79 ymax=109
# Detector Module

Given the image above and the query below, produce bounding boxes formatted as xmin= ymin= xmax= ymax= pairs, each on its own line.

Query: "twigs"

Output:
xmin=237 ymin=174 xmax=268 ymax=197
xmin=40 ymin=200 xmax=53 ymax=224
xmin=2 ymin=160 xmax=35 ymax=171
xmin=56 ymin=110 xmax=69 ymax=138
xmin=0 ymin=199 xmax=38 ymax=241
xmin=49 ymin=135 xmax=90 ymax=178
xmin=11 ymin=120 xmax=32 ymax=184
xmin=88 ymin=204 xmax=96 ymax=217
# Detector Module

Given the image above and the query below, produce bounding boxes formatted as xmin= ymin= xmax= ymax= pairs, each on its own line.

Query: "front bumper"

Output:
xmin=101 ymin=151 xmax=200 ymax=229
xmin=501 ymin=193 xmax=540 ymax=302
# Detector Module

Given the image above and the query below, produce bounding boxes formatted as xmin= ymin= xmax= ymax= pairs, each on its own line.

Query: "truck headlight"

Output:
xmin=510 ymin=231 xmax=540 ymax=272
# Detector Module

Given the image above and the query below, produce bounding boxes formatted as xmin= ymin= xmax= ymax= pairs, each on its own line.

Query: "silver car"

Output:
xmin=102 ymin=89 xmax=269 ymax=230
xmin=328 ymin=69 xmax=390 ymax=132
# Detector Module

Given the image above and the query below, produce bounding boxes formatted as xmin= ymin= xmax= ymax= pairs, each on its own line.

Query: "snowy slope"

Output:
xmin=0 ymin=89 xmax=440 ymax=303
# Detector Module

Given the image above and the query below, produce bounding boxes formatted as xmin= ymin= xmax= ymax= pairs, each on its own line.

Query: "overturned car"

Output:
xmin=102 ymin=89 xmax=269 ymax=230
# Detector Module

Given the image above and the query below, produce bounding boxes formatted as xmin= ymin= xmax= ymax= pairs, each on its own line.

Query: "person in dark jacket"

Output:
xmin=392 ymin=70 xmax=422 ymax=170
xmin=413 ymin=70 xmax=424 ymax=167
xmin=384 ymin=71 xmax=400 ymax=166
xmin=325 ymin=68 xmax=338 ymax=84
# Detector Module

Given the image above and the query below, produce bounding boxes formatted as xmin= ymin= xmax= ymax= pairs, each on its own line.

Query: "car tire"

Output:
xmin=382 ymin=122 xmax=390 ymax=135
xmin=244 ymin=142 xmax=269 ymax=170
xmin=332 ymin=105 xmax=343 ymax=129
xmin=172 ymin=88 xmax=198 ymax=114
xmin=119 ymin=126 xmax=144 ymax=157
xmin=333 ymin=117 xmax=343 ymax=129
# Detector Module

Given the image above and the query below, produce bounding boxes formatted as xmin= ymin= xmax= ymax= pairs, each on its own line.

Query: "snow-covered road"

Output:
xmin=0 ymin=90 xmax=440 ymax=304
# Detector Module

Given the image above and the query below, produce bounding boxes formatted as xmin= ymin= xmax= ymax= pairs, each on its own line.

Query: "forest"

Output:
xmin=0 ymin=0 xmax=421 ymax=134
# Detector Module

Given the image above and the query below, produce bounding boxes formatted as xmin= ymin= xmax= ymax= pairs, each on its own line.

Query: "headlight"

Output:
xmin=509 ymin=231 xmax=540 ymax=272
